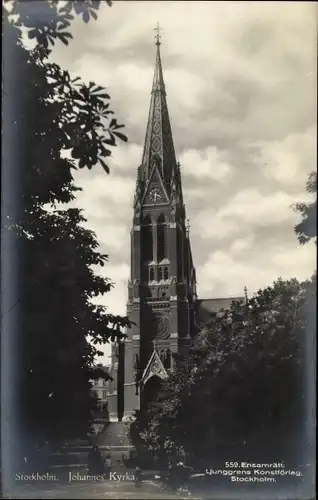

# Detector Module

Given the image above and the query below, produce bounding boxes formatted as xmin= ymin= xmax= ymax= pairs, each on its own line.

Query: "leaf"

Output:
xmin=113 ymin=131 xmax=128 ymax=143
xmin=58 ymin=33 xmax=73 ymax=45
xmin=82 ymin=10 xmax=90 ymax=23
xmin=79 ymin=158 xmax=87 ymax=168
xmin=99 ymin=158 xmax=110 ymax=174
xmin=104 ymin=134 xmax=116 ymax=146
xmin=89 ymin=9 xmax=98 ymax=21
xmin=59 ymin=2 xmax=73 ymax=15
xmin=59 ymin=32 xmax=73 ymax=40
xmin=28 ymin=29 xmax=38 ymax=39
xmin=95 ymin=92 xmax=110 ymax=99
xmin=57 ymin=20 xmax=71 ymax=30
xmin=91 ymin=1 xmax=101 ymax=10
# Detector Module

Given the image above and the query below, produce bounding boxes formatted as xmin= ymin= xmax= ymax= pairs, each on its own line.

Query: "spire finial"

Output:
xmin=186 ymin=219 xmax=190 ymax=235
xmin=152 ymin=338 xmax=157 ymax=350
xmin=244 ymin=286 xmax=248 ymax=302
xmin=154 ymin=22 xmax=162 ymax=46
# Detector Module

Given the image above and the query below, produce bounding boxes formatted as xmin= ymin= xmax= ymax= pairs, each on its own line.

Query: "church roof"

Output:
xmin=93 ymin=364 xmax=113 ymax=381
xmin=140 ymin=38 xmax=177 ymax=187
xmin=196 ymin=297 xmax=244 ymax=325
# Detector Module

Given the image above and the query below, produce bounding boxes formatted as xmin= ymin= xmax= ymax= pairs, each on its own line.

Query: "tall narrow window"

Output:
xmin=163 ymin=225 xmax=168 ymax=257
xmin=143 ymin=215 xmax=153 ymax=262
xmin=164 ymin=267 xmax=169 ymax=280
xmin=158 ymin=267 xmax=163 ymax=281
xmin=157 ymin=214 xmax=168 ymax=262
xmin=149 ymin=268 xmax=155 ymax=281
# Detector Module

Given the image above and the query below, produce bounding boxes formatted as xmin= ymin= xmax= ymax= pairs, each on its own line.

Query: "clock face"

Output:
xmin=149 ymin=188 xmax=162 ymax=202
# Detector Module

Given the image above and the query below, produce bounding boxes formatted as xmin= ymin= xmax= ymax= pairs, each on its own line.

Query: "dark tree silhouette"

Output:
xmin=293 ymin=171 xmax=317 ymax=245
xmin=132 ymin=279 xmax=309 ymax=466
xmin=2 ymin=1 xmax=130 ymax=455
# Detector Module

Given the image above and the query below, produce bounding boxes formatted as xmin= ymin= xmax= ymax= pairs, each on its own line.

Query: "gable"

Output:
xmin=141 ymin=348 xmax=168 ymax=386
xmin=142 ymin=163 xmax=169 ymax=206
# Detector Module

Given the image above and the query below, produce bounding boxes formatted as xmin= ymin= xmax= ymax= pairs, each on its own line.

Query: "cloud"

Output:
xmin=230 ymin=235 xmax=255 ymax=253
xmin=219 ymin=188 xmax=302 ymax=227
xmin=272 ymin=243 xmax=316 ymax=270
xmin=72 ymin=168 xmax=134 ymax=217
xmin=255 ymin=127 xmax=317 ymax=187
xmin=164 ymin=68 xmax=206 ymax=111
xmin=192 ymin=209 xmax=240 ymax=241
xmin=180 ymin=147 xmax=234 ymax=183
xmin=108 ymin=143 xmax=143 ymax=174
xmin=191 ymin=188 xmax=309 ymax=245
xmin=198 ymin=241 xmax=316 ymax=299
xmin=183 ymin=187 xmax=206 ymax=201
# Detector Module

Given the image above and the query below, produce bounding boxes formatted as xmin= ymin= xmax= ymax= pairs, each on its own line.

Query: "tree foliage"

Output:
xmin=132 ymin=279 xmax=310 ymax=465
xmin=293 ymin=171 xmax=317 ymax=245
xmin=2 ymin=1 xmax=130 ymax=449
xmin=5 ymin=1 xmax=113 ymax=49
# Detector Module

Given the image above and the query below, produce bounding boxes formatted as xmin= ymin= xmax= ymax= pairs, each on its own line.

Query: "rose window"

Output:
xmin=156 ymin=316 xmax=170 ymax=340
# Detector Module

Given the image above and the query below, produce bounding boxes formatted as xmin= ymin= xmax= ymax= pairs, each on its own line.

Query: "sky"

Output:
xmin=45 ymin=1 xmax=316 ymax=362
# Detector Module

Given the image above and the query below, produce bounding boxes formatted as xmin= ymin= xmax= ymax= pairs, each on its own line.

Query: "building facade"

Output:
xmin=91 ymin=365 xmax=112 ymax=413
xmin=106 ymin=37 xmax=243 ymax=421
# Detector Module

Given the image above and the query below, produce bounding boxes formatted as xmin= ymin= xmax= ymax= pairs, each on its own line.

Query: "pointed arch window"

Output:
xmin=143 ymin=215 xmax=153 ymax=262
xmin=163 ymin=267 xmax=169 ymax=280
xmin=149 ymin=268 xmax=155 ymax=282
xmin=158 ymin=267 xmax=164 ymax=281
xmin=157 ymin=214 xmax=168 ymax=262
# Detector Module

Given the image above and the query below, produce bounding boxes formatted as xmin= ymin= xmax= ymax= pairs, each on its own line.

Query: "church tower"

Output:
xmin=108 ymin=31 xmax=197 ymax=420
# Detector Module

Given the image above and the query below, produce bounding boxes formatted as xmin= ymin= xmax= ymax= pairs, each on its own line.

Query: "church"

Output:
xmin=106 ymin=33 xmax=243 ymax=422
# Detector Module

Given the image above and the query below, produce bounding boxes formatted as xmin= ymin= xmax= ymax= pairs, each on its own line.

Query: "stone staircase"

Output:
xmin=43 ymin=422 xmax=134 ymax=473
xmin=98 ymin=421 xmax=131 ymax=447
xmin=97 ymin=421 xmax=135 ymax=467
xmin=25 ymin=422 xmax=135 ymax=476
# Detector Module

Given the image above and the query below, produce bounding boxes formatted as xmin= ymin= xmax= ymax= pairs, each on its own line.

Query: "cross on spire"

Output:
xmin=154 ymin=22 xmax=162 ymax=46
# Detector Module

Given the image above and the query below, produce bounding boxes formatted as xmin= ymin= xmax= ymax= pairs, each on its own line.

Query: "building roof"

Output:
xmin=93 ymin=364 xmax=113 ymax=381
xmin=196 ymin=297 xmax=244 ymax=325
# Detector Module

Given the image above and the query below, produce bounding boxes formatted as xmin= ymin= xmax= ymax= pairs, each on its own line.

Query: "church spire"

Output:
xmin=152 ymin=24 xmax=165 ymax=94
xmin=140 ymin=26 xmax=177 ymax=188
